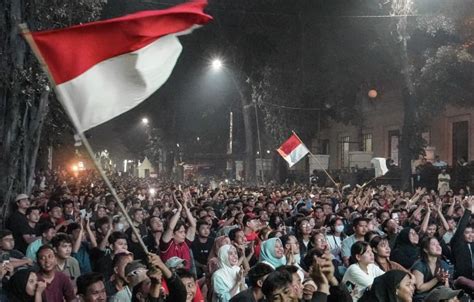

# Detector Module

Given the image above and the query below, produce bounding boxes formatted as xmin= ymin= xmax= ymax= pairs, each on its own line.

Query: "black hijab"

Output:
xmin=6 ymin=268 xmax=35 ymax=302
xmin=391 ymin=227 xmax=419 ymax=269
xmin=359 ymin=270 xmax=409 ymax=302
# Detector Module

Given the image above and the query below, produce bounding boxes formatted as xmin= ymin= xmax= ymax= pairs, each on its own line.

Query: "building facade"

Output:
xmin=317 ymin=90 xmax=473 ymax=170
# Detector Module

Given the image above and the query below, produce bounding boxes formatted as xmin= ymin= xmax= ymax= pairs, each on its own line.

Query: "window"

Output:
xmin=388 ymin=130 xmax=400 ymax=166
xmin=363 ymin=133 xmax=373 ymax=152
xmin=340 ymin=136 xmax=350 ymax=168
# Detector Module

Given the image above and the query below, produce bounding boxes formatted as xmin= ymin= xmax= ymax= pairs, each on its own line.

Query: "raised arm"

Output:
xmin=183 ymin=199 xmax=196 ymax=242
xmin=85 ymin=218 xmax=97 ymax=248
xmin=420 ymin=203 xmax=431 ymax=235
xmin=161 ymin=194 xmax=183 ymax=244
xmin=435 ymin=202 xmax=450 ymax=235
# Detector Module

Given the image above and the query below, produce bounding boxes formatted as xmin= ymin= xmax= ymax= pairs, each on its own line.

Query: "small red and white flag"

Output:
xmin=23 ymin=1 xmax=212 ymax=133
xmin=277 ymin=133 xmax=310 ymax=167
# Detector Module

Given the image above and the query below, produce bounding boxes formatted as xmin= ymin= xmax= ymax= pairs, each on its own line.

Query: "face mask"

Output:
xmin=335 ymin=225 xmax=345 ymax=233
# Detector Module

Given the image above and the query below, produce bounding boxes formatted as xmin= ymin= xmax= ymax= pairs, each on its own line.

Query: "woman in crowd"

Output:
xmin=342 ymin=241 xmax=385 ymax=301
xmin=212 ymin=244 xmax=246 ymax=302
xmin=259 ymin=237 xmax=287 ymax=269
xmin=391 ymin=227 xmax=420 ymax=269
xmin=5 ymin=269 xmax=46 ymax=302
xmin=296 ymin=217 xmax=313 ymax=258
xmin=325 ymin=217 xmax=346 ymax=265
xmin=411 ymin=236 xmax=451 ymax=302
xmin=359 ymin=270 xmax=415 ymax=302
xmin=370 ymin=236 xmax=407 ymax=272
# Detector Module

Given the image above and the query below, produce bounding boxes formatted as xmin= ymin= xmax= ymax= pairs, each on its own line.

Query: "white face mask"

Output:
xmin=335 ymin=225 xmax=345 ymax=233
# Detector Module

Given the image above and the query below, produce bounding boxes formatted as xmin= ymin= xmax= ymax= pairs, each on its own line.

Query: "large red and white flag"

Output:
xmin=24 ymin=1 xmax=212 ymax=133
xmin=277 ymin=133 xmax=310 ymax=167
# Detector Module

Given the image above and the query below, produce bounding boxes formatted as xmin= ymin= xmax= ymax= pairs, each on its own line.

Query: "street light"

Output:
xmin=211 ymin=58 xmax=223 ymax=71
xmin=208 ymin=56 xmax=265 ymax=185
xmin=142 ymin=117 xmax=149 ymax=125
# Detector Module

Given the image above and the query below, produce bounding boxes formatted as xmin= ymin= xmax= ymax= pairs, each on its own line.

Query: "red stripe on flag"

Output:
xmin=277 ymin=134 xmax=303 ymax=157
xmin=30 ymin=1 xmax=212 ymax=84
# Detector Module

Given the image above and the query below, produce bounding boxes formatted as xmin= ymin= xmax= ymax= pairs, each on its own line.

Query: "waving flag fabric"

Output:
xmin=24 ymin=1 xmax=212 ymax=132
xmin=277 ymin=133 xmax=310 ymax=167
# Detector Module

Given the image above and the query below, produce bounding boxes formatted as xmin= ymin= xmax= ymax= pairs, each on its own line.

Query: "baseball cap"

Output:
xmin=424 ymin=286 xmax=462 ymax=302
xmin=125 ymin=260 xmax=147 ymax=276
xmin=165 ymin=257 xmax=186 ymax=269
xmin=15 ymin=194 xmax=29 ymax=202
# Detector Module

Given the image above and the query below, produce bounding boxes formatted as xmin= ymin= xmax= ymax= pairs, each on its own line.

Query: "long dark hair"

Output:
xmin=350 ymin=241 xmax=370 ymax=265
xmin=419 ymin=236 xmax=441 ymax=274
xmin=370 ymin=236 xmax=391 ymax=271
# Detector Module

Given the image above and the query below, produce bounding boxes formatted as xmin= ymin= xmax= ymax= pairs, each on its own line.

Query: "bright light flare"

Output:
xmin=211 ymin=58 xmax=223 ymax=70
xmin=149 ymin=188 xmax=156 ymax=196
xmin=142 ymin=117 xmax=149 ymax=125
xmin=72 ymin=165 xmax=79 ymax=172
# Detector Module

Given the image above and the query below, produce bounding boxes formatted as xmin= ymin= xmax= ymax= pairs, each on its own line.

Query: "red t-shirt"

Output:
xmin=159 ymin=238 xmax=192 ymax=270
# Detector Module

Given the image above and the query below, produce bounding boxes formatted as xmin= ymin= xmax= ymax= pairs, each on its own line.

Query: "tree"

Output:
xmin=0 ymin=1 xmax=104 ymax=224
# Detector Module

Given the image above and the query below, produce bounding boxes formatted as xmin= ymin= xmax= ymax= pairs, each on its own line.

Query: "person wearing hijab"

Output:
xmin=359 ymin=270 xmax=415 ymax=302
xmin=212 ymin=244 xmax=246 ymax=302
xmin=5 ymin=268 xmax=46 ymax=302
xmin=390 ymin=227 xmax=420 ymax=269
xmin=259 ymin=237 xmax=287 ymax=269
xmin=206 ymin=236 xmax=232 ymax=301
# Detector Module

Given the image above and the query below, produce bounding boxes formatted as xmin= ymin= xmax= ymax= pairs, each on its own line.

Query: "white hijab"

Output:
xmin=216 ymin=244 xmax=241 ymax=283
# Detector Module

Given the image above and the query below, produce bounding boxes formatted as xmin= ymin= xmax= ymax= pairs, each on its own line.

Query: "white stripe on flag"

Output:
xmin=56 ymin=34 xmax=182 ymax=132
xmin=283 ymin=143 xmax=309 ymax=167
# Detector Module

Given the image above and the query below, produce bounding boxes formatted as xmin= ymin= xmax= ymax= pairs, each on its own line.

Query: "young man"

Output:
xmin=130 ymin=208 xmax=147 ymax=236
xmin=230 ymin=263 xmax=274 ymax=302
xmin=160 ymin=196 xmax=196 ymax=270
xmin=77 ymin=272 xmax=107 ymax=302
xmin=0 ymin=229 xmax=33 ymax=269
xmin=69 ymin=219 xmax=97 ymax=274
xmin=36 ymin=245 xmax=76 ymax=301
xmin=92 ymin=231 xmax=128 ymax=281
xmin=341 ymin=217 xmax=369 ymax=267
xmin=7 ymin=194 xmax=31 ymax=253
xmin=51 ymin=233 xmax=81 ymax=281
xmin=176 ymin=268 xmax=205 ymax=302
xmin=191 ymin=220 xmax=214 ymax=278
xmin=143 ymin=216 xmax=164 ymax=254
xmin=105 ymin=251 xmax=134 ymax=299
xmin=110 ymin=260 xmax=148 ymax=302
xmin=26 ymin=222 xmax=56 ymax=261
xmin=15 ymin=206 xmax=41 ymax=253
xmin=243 ymin=213 xmax=260 ymax=244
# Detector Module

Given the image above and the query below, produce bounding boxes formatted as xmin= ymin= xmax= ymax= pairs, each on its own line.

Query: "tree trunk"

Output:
xmin=242 ymin=102 xmax=256 ymax=185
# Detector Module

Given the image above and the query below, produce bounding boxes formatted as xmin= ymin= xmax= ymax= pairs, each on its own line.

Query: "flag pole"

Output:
xmin=19 ymin=23 xmax=149 ymax=254
xmin=291 ymin=131 xmax=339 ymax=188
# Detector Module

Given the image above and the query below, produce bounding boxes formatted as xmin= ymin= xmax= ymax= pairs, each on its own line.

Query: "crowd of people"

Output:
xmin=0 ymin=169 xmax=472 ymax=302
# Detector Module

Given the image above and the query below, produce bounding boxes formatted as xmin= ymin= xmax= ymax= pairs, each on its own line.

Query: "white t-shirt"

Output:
xmin=326 ymin=234 xmax=342 ymax=261
xmin=342 ymin=263 xmax=385 ymax=301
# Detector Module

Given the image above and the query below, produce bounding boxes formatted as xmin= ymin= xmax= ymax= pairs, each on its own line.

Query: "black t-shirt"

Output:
xmin=191 ymin=237 xmax=214 ymax=265
xmin=230 ymin=288 xmax=258 ymax=302
xmin=7 ymin=211 xmax=31 ymax=253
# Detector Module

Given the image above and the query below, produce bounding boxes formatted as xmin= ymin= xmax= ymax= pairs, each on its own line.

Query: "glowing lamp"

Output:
xmin=72 ymin=165 xmax=79 ymax=172
xmin=368 ymin=89 xmax=378 ymax=98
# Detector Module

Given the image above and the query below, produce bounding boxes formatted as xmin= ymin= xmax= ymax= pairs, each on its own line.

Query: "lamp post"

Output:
xmin=210 ymin=58 xmax=262 ymax=185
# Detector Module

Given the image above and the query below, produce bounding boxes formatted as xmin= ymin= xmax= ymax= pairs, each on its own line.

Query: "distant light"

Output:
xmin=149 ymin=188 xmax=156 ymax=196
xmin=266 ymin=150 xmax=271 ymax=154
xmin=176 ymin=143 xmax=180 ymax=148
xmin=196 ymin=137 xmax=200 ymax=142
xmin=256 ymin=151 xmax=260 ymax=155
xmin=71 ymin=165 xmax=79 ymax=172
xmin=368 ymin=89 xmax=378 ymax=99
xmin=128 ymin=160 xmax=134 ymax=163
xmin=142 ymin=117 xmax=149 ymax=125
xmin=211 ymin=58 xmax=223 ymax=70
